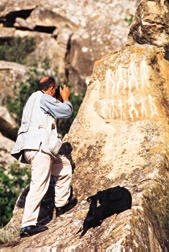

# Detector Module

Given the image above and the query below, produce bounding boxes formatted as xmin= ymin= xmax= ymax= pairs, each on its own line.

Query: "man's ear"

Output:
xmin=49 ymin=86 xmax=53 ymax=91
xmin=44 ymin=85 xmax=53 ymax=95
xmin=49 ymin=86 xmax=54 ymax=94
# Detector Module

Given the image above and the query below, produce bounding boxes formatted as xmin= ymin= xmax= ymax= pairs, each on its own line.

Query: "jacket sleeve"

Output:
xmin=40 ymin=94 xmax=73 ymax=119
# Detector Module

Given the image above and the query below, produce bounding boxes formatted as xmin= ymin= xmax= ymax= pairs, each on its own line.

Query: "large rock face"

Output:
xmin=70 ymin=44 xmax=169 ymax=193
xmin=67 ymin=44 xmax=169 ymax=249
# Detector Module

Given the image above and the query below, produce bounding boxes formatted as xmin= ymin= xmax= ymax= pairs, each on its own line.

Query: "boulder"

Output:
xmin=0 ymin=61 xmax=28 ymax=105
xmin=66 ymin=44 xmax=169 ymax=250
xmin=127 ymin=0 xmax=169 ymax=59
xmin=0 ymin=106 xmax=17 ymax=141
xmin=0 ymin=106 xmax=16 ymax=126
xmin=0 ymin=133 xmax=15 ymax=169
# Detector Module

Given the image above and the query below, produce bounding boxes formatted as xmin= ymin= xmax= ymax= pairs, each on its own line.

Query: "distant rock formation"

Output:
xmin=0 ymin=61 xmax=28 ymax=105
xmin=1 ymin=0 xmax=169 ymax=251
xmin=0 ymin=107 xmax=17 ymax=168
xmin=0 ymin=0 xmax=137 ymax=91
xmin=0 ymin=132 xmax=15 ymax=169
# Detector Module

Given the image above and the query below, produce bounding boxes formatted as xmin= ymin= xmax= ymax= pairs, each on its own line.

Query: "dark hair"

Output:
xmin=38 ymin=76 xmax=56 ymax=91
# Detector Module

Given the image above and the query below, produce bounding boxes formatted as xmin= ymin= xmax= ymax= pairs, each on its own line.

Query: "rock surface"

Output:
xmin=0 ymin=106 xmax=17 ymax=140
xmin=1 ymin=0 xmax=169 ymax=251
xmin=127 ymin=0 xmax=169 ymax=59
xmin=0 ymin=133 xmax=15 ymax=169
xmin=0 ymin=61 xmax=28 ymax=105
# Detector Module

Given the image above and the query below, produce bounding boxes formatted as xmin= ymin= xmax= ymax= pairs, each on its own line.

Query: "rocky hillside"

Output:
xmin=0 ymin=0 xmax=138 ymax=176
xmin=1 ymin=0 xmax=169 ymax=251
xmin=0 ymin=0 xmax=139 ymax=240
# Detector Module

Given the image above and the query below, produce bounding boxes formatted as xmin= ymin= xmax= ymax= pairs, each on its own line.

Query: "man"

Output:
xmin=11 ymin=76 xmax=77 ymax=237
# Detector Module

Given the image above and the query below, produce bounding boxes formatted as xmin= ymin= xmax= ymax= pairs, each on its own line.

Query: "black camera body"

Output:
xmin=55 ymin=86 xmax=63 ymax=101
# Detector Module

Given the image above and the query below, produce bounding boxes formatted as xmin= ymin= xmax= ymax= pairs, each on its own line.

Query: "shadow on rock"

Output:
xmin=58 ymin=142 xmax=76 ymax=172
xmin=78 ymin=186 xmax=132 ymax=237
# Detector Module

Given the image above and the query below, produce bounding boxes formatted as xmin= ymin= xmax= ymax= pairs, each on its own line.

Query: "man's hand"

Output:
xmin=59 ymin=85 xmax=70 ymax=102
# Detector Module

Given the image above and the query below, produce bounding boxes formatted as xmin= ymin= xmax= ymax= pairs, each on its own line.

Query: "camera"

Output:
xmin=55 ymin=85 xmax=63 ymax=100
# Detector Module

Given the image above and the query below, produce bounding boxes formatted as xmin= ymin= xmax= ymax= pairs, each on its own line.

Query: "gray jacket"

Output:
xmin=11 ymin=90 xmax=73 ymax=163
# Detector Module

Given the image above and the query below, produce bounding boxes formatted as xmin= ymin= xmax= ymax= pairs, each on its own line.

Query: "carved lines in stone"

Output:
xmin=100 ymin=61 xmax=158 ymax=120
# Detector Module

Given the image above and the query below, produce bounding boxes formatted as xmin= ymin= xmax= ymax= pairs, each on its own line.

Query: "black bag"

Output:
xmin=79 ymin=186 xmax=132 ymax=237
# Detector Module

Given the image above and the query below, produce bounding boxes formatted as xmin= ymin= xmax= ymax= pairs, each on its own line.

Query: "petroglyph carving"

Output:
xmin=148 ymin=95 xmax=158 ymax=117
xmin=97 ymin=60 xmax=158 ymax=121
xmin=140 ymin=96 xmax=148 ymax=117
xmin=128 ymin=93 xmax=139 ymax=120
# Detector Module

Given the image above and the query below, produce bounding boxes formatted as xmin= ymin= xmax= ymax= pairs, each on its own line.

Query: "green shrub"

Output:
xmin=0 ymin=163 xmax=30 ymax=227
xmin=0 ymin=37 xmax=36 ymax=64
xmin=124 ymin=15 xmax=133 ymax=25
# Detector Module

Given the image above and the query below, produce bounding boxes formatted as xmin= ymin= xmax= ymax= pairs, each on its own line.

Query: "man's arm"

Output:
xmin=40 ymin=94 xmax=73 ymax=119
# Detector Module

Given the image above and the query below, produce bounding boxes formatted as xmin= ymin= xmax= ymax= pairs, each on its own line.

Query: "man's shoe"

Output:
xmin=56 ymin=197 xmax=78 ymax=217
xmin=20 ymin=224 xmax=48 ymax=238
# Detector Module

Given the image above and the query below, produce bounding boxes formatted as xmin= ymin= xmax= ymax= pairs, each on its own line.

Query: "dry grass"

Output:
xmin=0 ymin=228 xmax=19 ymax=247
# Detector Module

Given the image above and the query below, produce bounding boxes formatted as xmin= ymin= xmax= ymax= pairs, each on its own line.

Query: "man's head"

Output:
xmin=38 ymin=76 xmax=57 ymax=97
